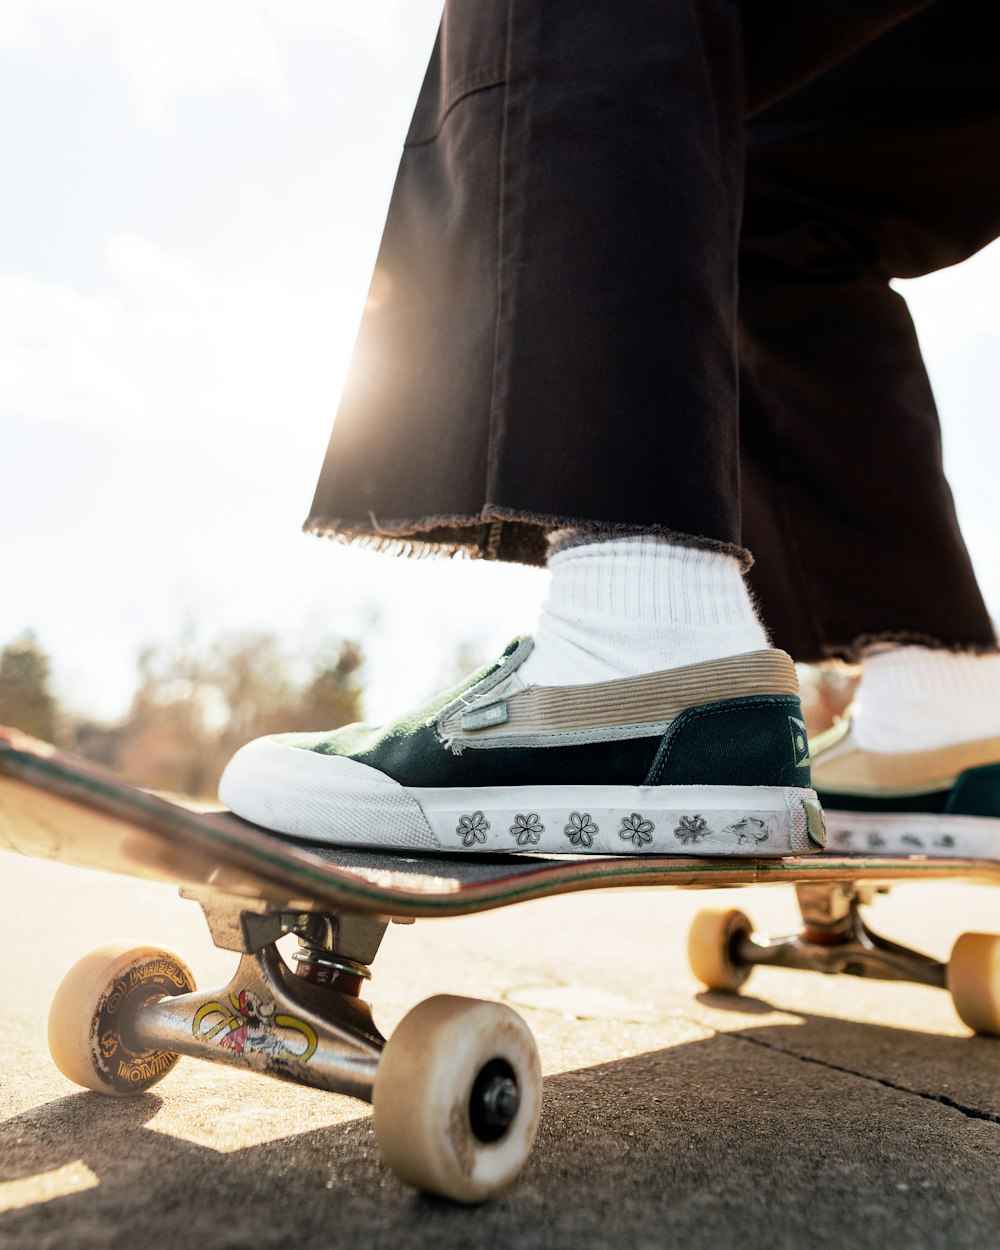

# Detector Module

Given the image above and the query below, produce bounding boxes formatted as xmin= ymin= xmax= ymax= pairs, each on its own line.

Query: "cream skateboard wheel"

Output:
xmin=948 ymin=932 xmax=1000 ymax=1035
xmin=372 ymin=994 xmax=542 ymax=1203
xmin=687 ymin=907 xmax=754 ymax=992
xmin=48 ymin=942 xmax=196 ymax=1095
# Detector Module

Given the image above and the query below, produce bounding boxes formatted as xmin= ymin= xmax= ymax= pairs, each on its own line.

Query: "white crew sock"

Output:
xmin=516 ymin=536 xmax=770 ymax=687
xmin=852 ymin=646 xmax=1000 ymax=753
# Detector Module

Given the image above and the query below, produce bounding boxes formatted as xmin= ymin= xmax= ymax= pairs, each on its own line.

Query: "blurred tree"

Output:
xmin=429 ymin=641 xmax=488 ymax=699
xmin=0 ymin=632 xmax=57 ymax=740
xmin=285 ymin=641 xmax=366 ymax=733
xmin=106 ymin=629 xmax=365 ymax=799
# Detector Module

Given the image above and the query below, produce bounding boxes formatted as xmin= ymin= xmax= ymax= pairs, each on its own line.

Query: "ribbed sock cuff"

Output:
xmin=854 ymin=646 xmax=1000 ymax=751
xmin=519 ymin=535 xmax=769 ymax=685
xmin=547 ymin=537 xmax=761 ymax=630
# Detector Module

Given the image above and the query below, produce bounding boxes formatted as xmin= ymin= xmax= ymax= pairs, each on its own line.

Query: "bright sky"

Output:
xmin=1 ymin=0 xmax=998 ymax=725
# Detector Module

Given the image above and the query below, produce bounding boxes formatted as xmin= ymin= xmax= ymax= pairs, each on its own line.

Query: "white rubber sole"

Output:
xmin=823 ymin=809 xmax=1000 ymax=859
xmin=219 ymin=736 xmax=824 ymax=855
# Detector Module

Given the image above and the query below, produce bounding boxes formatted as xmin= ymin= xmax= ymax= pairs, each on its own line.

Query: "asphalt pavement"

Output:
xmin=4 ymin=855 xmax=1000 ymax=1249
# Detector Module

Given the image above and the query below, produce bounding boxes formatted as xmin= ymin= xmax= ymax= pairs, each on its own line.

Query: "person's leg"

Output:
xmin=309 ymin=0 xmax=931 ymax=564
xmin=307 ymin=0 xmax=747 ymax=564
xmin=221 ymin=0 xmax=937 ymax=854
xmin=222 ymin=0 xmax=827 ymax=856
xmin=741 ymin=0 xmax=1000 ymax=659
xmin=739 ymin=0 xmax=1000 ymax=853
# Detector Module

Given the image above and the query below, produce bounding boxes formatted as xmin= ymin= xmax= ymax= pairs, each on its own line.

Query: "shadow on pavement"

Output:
xmin=3 ymin=1013 xmax=1000 ymax=1250
xmin=695 ymin=990 xmax=779 ymax=1015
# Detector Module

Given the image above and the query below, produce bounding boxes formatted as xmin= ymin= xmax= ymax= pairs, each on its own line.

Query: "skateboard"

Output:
xmin=4 ymin=726 xmax=1000 ymax=1203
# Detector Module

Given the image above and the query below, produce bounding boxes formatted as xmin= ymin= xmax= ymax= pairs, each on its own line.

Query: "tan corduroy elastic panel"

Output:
xmin=439 ymin=649 xmax=798 ymax=741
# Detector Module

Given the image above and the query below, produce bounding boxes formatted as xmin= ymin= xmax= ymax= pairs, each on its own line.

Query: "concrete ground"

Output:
xmin=4 ymin=856 xmax=1000 ymax=1249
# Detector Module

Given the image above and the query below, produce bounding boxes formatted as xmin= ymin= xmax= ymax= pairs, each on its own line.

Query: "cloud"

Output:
xmin=0 ymin=0 xmax=280 ymax=122
xmin=0 ymin=234 xmax=366 ymax=452
xmin=0 ymin=2 xmax=30 ymax=44
xmin=0 ymin=1 xmax=407 ymax=120
xmin=112 ymin=1 xmax=285 ymax=121
xmin=257 ymin=0 xmax=396 ymax=48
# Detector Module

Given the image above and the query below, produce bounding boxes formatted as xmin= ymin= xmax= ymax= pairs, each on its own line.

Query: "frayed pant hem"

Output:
xmin=815 ymin=631 xmax=1000 ymax=665
xmin=304 ymin=509 xmax=752 ymax=571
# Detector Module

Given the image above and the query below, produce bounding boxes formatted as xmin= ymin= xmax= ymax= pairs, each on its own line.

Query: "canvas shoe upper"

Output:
xmin=220 ymin=638 xmax=824 ymax=855
xmin=813 ymin=716 xmax=1000 ymax=858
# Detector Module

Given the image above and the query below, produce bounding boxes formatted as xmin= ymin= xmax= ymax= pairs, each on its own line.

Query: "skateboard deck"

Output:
xmin=3 ymin=726 xmax=1000 ymax=916
xmin=5 ymin=725 xmax=1000 ymax=1204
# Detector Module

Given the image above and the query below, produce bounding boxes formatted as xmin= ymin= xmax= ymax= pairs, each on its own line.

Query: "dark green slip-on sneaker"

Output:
xmin=814 ymin=717 xmax=1000 ymax=857
xmin=219 ymin=638 xmax=824 ymax=855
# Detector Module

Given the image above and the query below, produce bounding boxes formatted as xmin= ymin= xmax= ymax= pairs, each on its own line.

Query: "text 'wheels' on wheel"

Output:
xmin=48 ymin=942 xmax=196 ymax=1095
xmin=372 ymin=994 xmax=543 ymax=1204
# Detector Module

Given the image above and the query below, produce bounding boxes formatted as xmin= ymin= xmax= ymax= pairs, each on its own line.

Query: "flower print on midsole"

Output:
xmin=411 ymin=784 xmax=822 ymax=855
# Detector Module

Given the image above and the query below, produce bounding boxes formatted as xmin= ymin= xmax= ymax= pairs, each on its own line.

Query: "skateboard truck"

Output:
xmin=46 ymin=890 xmax=542 ymax=1204
xmin=687 ymin=880 xmax=993 ymax=1002
xmin=726 ymin=883 xmax=948 ymax=987
xmin=116 ymin=891 xmax=393 ymax=1102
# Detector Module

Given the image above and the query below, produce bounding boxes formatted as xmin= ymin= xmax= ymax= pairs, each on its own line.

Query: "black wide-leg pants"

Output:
xmin=306 ymin=0 xmax=1000 ymax=661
